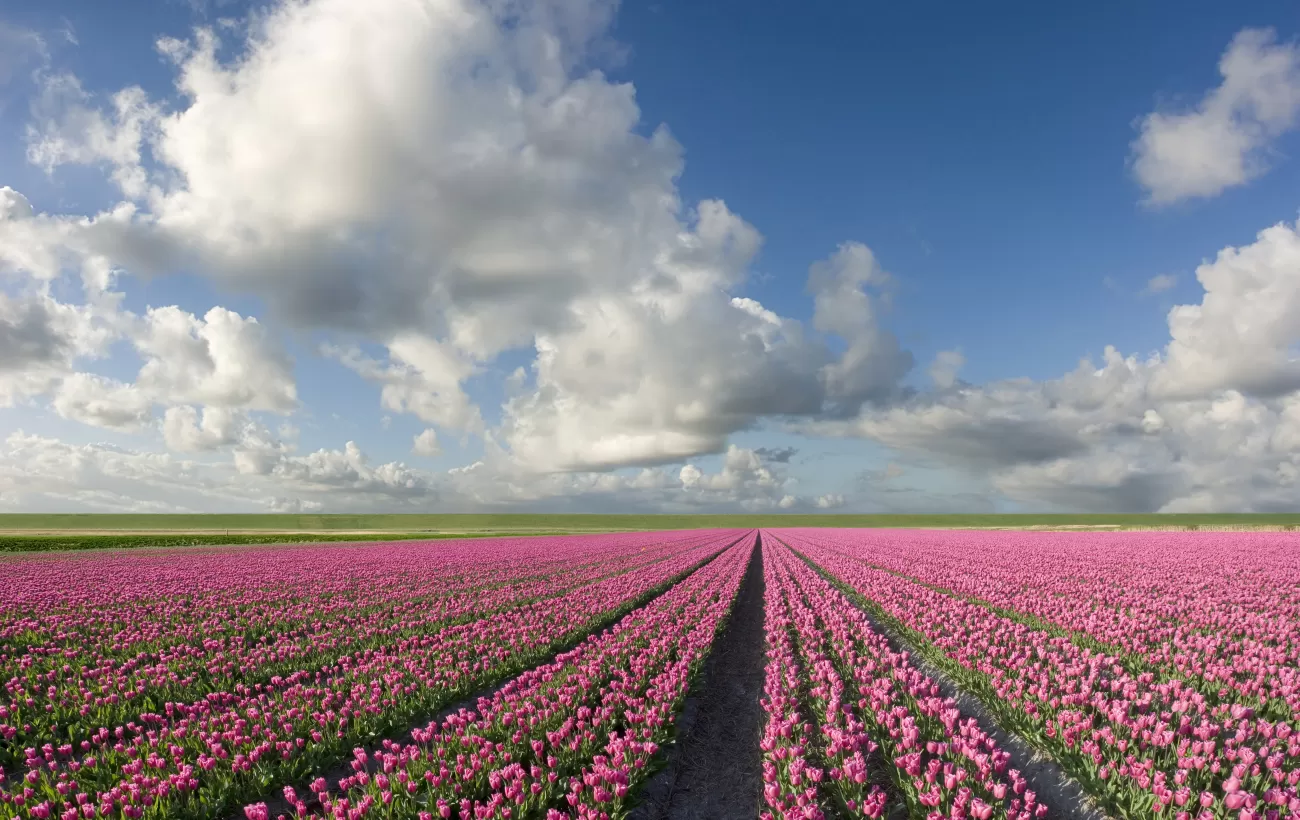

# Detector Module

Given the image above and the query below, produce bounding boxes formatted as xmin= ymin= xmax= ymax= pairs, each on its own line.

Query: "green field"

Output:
xmin=0 ymin=512 xmax=1297 ymax=553
xmin=0 ymin=531 xmax=568 ymax=553
xmin=6 ymin=511 xmax=1300 ymax=531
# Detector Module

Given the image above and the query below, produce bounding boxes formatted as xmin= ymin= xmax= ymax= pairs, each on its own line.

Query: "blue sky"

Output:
xmin=3 ymin=0 xmax=1300 ymax=513
xmin=617 ymin=0 xmax=1300 ymax=376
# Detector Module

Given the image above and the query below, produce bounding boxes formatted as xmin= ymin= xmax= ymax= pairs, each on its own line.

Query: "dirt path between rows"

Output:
xmin=629 ymin=534 xmax=766 ymax=820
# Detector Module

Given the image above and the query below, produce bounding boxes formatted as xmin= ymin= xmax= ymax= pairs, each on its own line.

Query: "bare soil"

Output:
xmin=629 ymin=535 xmax=766 ymax=820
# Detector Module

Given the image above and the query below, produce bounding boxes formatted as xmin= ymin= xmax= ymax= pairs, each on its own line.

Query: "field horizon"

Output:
xmin=4 ymin=511 xmax=1300 ymax=533
xmin=3 ymin=512 xmax=1297 ymax=553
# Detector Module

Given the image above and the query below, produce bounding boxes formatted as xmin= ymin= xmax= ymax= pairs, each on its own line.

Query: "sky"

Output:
xmin=3 ymin=0 xmax=1300 ymax=514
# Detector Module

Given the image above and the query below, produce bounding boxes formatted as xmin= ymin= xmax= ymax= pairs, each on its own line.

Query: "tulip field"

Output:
xmin=0 ymin=528 xmax=1297 ymax=819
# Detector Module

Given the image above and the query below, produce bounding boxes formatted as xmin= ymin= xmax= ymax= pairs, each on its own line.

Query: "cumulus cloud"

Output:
xmin=809 ymin=242 xmax=913 ymax=414
xmin=263 ymin=441 xmax=432 ymax=498
xmin=327 ymin=337 xmax=481 ymax=433
xmin=0 ymin=289 xmax=116 ymax=405
xmin=0 ymin=431 xmax=842 ymax=514
xmin=0 ymin=291 xmax=104 ymax=372
xmin=0 ymin=295 xmax=69 ymax=370
xmin=267 ymin=496 xmax=324 ymax=513
xmin=490 ymin=235 xmax=910 ymax=472
xmin=0 ymin=431 xmax=434 ymax=512
xmin=160 ymin=405 xmax=283 ymax=463
xmin=134 ymin=306 xmax=296 ymax=411
xmin=8 ymin=0 xmax=1300 ymax=515
xmin=674 ymin=445 xmax=804 ymax=510
xmin=1151 ymin=220 xmax=1300 ymax=399
xmin=4 ymin=0 xmax=912 ymax=476
xmin=51 ymin=374 xmax=153 ymax=431
xmin=0 ymin=180 xmax=295 ymax=435
xmin=412 ymin=428 xmax=441 ymax=457
xmin=0 ymin=286 xmax=295 ymax=437
xmin=1133 ymin=28 xmax=1300 ymax=204
xmin=813 ymin=220 xmax=1300 ymax=511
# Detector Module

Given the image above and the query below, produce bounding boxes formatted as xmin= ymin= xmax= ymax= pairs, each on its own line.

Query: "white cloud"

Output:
xmin=8 ymin=0 xmax=1300 ymax=515
xmin=0 ymin=431 xmax=434 ymax=512
xmin=0 ymin=430 xmax=843 ymax=514
xmin=0 ymin=290 xmax=115 ymax=405
xmin=1140 ymin=409 xmax=1166 ymax=434
xmin=448 ymin=460 xmax=484 ymax=476
xmin=327 ymin=336 xmax=481 ymax=433
xmin=5 ymin=0 xmax=912 ymax=477
xmin=678 ymin=463 xmax=702 ymax=489
xmin=267 ymin=496 xmax=324 ymax=513
xmin=134 ymin=306 xmax=296 ymax=412
xmin=263 ymin=441 xmax=431 ymax=497
xmin=161 ymin=405 xmax=280 ymax=457
xmin=0 ymin=431 xmax=211 ymax=512
xmin=0 ymin=279 xmax=295 ymax=442
xmin=813 ymin=216 xmax=1300 ymax=512
xmin=673 ymin=445 xmax=804 ymax=510
xmin=1144 ymin=273 xmax=1177 ymax=294
xmin=1151 ymin=220 xmax=1300 ymax=399
xmin=1133 ymin=28 xmax=1300 ymax=204
xmin=412 ymin=428 xmax=441 ymax=457
xmin=51 ymin=373 xmax=152 ymax=431
xmin=809 ymin=242 xmax=913 ymax=414
xmin=927 ymin=349 xmax=964 ymax=390
xmin=0 ymin=23 xmax=47 ymax=88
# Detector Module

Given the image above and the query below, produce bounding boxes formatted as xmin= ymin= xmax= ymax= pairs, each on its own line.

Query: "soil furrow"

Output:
xmin=628 ymin=533 xmax=766 ymax=820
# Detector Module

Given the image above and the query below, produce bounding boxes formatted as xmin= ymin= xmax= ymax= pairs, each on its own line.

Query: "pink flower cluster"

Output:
xmin=0 ymin=530 xmax=747 ymax=819
xmin=760 ymin=541 xmax=826 ymax=820
xmin=812 ymin=529 xmax=1300 ymax=723
xmin=762 ymin=539 xmax=1026 ymax=820
xmin=777 ymin=528 xmax=1300 ymax=820
xmin=264 ymin=534 xmax=754 ymax=820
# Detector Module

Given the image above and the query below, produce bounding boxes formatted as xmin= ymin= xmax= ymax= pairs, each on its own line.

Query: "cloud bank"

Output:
xmin=1 ymin=6 xmax=1299 ymax=513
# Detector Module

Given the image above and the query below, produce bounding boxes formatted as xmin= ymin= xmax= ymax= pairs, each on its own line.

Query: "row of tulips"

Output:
xmin=797 ymin=529 xmax=1300 ymax=725
xmin=778 ymin=530 xmax=1300 ymax=820
xmin=3 ymin=531 xmax=750 ymax=820
xmin=244 ymin=533 xmax=757 ymax=819
xmin=0 ymin=532 xmax=732 ymax=762
xmin=762 ymin=538 xmax=1030 ymax=820
xmin=759 ymin=535 xmax=827 ymax=820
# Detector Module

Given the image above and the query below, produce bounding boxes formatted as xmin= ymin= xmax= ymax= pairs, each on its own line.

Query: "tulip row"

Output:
xmin=2 ymin=531 xmax=749 ymax=820
xmin=801 ymin=529 xmax=1300 ymax=725
xmin=1 ymin=532 xmax=719 ymax=768
xmin=761 ymin=538 xmax=1029 ymax=820
xmin=778 ymin=530 xmax=1300 ymax=820
xmin=0 ymin=532 xmax=730 ymax=762
xmin=759 ymin=536 xmax=827 ymax=820
xmin=245 ymin=532 xmax=756 ymax=820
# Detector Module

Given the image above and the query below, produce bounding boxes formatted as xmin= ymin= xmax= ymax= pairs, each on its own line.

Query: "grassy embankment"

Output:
xmin=0 ymin=512 xmax=1297 ymax=552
